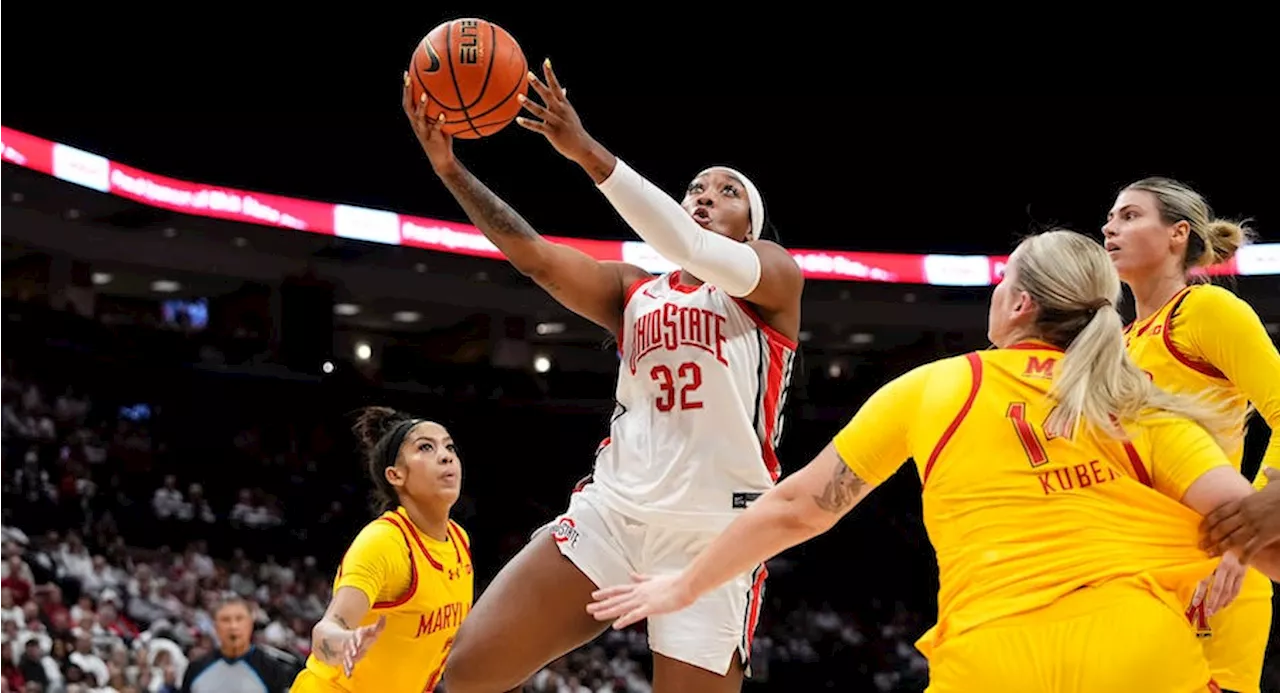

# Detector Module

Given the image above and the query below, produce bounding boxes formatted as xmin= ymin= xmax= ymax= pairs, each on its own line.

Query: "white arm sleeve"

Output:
xmin=596 ymin=158 xmax=763 ymax=297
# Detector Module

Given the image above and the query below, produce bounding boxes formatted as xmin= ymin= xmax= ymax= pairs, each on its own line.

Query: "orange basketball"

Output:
xmin=408 ymin=18 xmax=529 ymax=139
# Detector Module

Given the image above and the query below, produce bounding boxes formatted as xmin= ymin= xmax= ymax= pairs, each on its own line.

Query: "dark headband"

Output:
xmin=381 ymin=418 xmax=423 ymax=470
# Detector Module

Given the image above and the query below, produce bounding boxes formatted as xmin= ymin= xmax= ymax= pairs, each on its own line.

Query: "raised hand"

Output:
xmin=401 ymin=72 xmax=456 ymax=173
xmin=516 ymin=59 xmax=595 ymax=164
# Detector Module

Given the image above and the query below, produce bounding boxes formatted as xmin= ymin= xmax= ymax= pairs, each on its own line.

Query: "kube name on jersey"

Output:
xmin=628 ymin=302 xmax=729 ymax=375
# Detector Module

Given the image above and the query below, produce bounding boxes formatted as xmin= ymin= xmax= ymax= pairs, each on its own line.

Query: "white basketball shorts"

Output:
xmin=539 ymin=483 xmax=767 ymax=676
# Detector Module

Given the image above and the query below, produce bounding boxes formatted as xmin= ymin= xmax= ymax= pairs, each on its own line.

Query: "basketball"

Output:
xmin=408 ymin=18 xmax=529 ymax=139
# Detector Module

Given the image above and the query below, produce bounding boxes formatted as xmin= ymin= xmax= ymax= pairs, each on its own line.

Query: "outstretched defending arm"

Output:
xmin=667 ymin=361 xmax=927 ymax=601
xmin=587 ymin=361 xmax=933 ymax=628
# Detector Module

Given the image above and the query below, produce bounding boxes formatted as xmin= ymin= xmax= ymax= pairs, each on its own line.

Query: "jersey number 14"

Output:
xmin=651 ymin=362 xmax=704 ymax=411
xmin=1006 ymin=401 xmax=1070 ymax=468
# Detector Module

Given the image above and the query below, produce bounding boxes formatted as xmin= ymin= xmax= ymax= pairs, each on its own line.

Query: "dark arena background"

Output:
xmin=3 ymin=7 xmax=1278 ymax=692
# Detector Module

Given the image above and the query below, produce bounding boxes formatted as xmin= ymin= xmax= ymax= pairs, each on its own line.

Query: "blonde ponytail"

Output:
xmin=1043 ymin=302 xmax=1131 ymax=438
xmin=1011 ymin=230 xmax=1238 ymax=448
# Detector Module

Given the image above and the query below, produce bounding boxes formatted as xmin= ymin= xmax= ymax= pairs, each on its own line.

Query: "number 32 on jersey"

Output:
xmin=651 ymin=362 xmax=703 ymax=412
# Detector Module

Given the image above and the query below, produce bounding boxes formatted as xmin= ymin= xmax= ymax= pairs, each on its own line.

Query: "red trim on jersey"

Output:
xmin=624 ymin=277 xmax=655 ymax=306
xmin=448 ymin=520 xmax=471 ymax=563
xmin=394 ymin=510 xmax=445 ymax=572
xmin=1130 ymin=286 xmax=1191 ymax=339
xmin=1207 ymin=678 xmax=1222 ymax=692
xmin=923 ymin=353 xmax=984 ymax=485
xmin=668 ymin=270 xmax=701 ymax=294
xmin=759 ymin=337 xmax=787 ymax=482
xmin=1161 ymin=289 xmax=1228 ymax=380
xmin=1120 ymin=441 xmax=1154 ymax=488
xmin=618 ymin=277 xmax=658 ymax=355
xmin=730 ymin=298 xmax=798 ymax=350
xmin=369 ymin=516 xmax=420 ymax=609
xmin=1006 ymin=340 xmax=1064 ymax=353
xmin=724 ymin=297 xmax=795 ymax=481
xmin=741 ymin=563 xmax=768 ymax=657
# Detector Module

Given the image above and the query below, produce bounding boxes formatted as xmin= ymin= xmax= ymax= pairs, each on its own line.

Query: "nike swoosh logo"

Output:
xmin=420 ymin=39 xmax=441 ymax=73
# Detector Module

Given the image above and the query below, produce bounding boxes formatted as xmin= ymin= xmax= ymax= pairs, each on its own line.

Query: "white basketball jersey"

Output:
xmin=589 ymin=271 xmax=797 ymax=530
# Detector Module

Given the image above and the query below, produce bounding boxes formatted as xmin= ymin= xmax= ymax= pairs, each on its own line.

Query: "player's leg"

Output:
xmin=652 ymin=653 xmax=744 ymax=693
xmin=443 ymin=489 xmax=635 ymax=693
xmin=442 ymin=530 xmax=606 ymax=693
xmin=644 ymin=528 xmax=768 ymax=693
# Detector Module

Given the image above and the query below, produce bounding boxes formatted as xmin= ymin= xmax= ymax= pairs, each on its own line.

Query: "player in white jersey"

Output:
xmin=402 ymin=60 xmax=804 ymax=693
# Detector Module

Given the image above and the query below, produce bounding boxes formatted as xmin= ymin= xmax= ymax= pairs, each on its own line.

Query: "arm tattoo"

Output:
xmin=317 ymin=638 xmax=338 ymax=661
xmin=438 ymin=165 xmax=540 ymax=242
xmin=811 ymin=457 xmax=866 ymax=513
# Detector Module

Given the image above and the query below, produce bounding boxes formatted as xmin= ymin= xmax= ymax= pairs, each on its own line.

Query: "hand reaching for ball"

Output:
xmin=517 ymin=59 xmax=597 ymax=165
xmin=402 ymin=72 xmax=455 ymax=173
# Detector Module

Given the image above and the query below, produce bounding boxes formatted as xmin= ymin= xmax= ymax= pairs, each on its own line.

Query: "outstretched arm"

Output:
xmin=681 ymin=445 xmax=872 ymax=599
xmin=588 ymin=361 xmax=934 ymax=628
xmin=434 ymin=159 xmax=649 ymax=334
xmin=515 ymin=61 xmax=803 ymax=314
xmin=403 ymin=76 xmax=651 ymax=335
xmin=310 ymin=587 xmax=369 ymax=666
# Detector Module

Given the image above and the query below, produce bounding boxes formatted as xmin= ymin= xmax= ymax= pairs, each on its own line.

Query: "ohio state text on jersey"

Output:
xmin=588 ymin=272 xmax=797 ymax=530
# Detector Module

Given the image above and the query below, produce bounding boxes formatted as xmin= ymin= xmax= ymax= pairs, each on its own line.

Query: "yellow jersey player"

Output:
xmin=587 ymin=230 xmax=1280 ymax=693
xmin=1104 ymin=177 xmax=1279 ymax=693
xmin=290 ymin=407 xmax=473 ymax=693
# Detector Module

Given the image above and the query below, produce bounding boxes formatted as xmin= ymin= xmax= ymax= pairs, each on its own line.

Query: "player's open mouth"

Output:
xmin=439 ymin=470 xmax=458 ymax=483
xmin=1105 ymin=242 xmax=1120 ymax=254
xmin=691 ymin=208 xmax=712 ymax=228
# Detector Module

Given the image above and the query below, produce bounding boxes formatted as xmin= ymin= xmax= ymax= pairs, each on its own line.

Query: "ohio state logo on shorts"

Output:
xmin=552 ymin=517 xmax=580 ymax=548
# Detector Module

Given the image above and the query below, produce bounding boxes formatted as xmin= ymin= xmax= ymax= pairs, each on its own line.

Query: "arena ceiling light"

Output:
xmin=535 ymin=322 xmax=565 ymax=335
xmin=533 ymin=355 xmax=551 ymax=373
xmin=91 ymin=272 xmax=113 ymax=286
xmin=392 ymin=310 xmax=421 ymax=323
xmin=333 ymin=303 xmax=361 ymax=316
xmin=354 ymin=342 xmax=372 ymax=361
xmin=150 ymin=279 xmax=180 ymax=293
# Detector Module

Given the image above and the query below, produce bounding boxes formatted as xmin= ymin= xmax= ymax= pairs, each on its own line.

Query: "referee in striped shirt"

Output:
xmin=181 ymin=596 xmax=301 ymax=693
